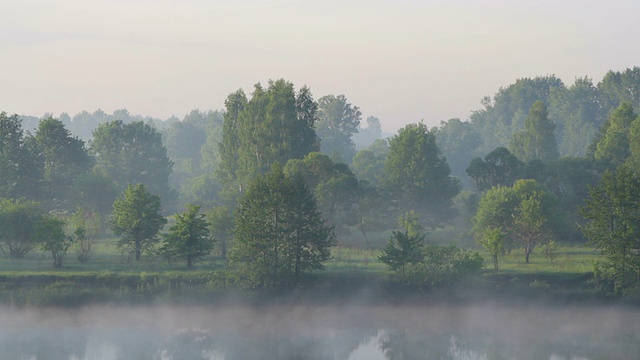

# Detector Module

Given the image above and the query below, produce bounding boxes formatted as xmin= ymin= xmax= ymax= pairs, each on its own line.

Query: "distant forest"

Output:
xmin=3 ymin=67 xmax=640 ymax=292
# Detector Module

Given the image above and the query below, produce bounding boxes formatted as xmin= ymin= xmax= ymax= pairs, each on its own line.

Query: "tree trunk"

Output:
xmin=187 ymin=256 xmax=193 ymax=269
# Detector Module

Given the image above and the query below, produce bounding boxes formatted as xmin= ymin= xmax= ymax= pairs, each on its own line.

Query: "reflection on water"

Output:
xmin=0 ymin=304 xmax=638 ymax=360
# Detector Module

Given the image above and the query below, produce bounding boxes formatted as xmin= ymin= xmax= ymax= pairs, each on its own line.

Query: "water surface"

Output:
xmin=0 ymin=304 xmax=637 ymax=359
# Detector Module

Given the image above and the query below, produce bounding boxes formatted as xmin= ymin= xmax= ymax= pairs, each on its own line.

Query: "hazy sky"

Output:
xmin=1 ymin=0 xmax=639 ymax=132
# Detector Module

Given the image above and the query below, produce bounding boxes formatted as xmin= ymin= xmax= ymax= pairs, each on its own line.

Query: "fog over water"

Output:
xmin=0 ymin=303 xmax=638 ymax=360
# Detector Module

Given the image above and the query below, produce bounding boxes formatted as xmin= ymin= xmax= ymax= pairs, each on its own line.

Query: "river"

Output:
xmin=0 ymin=303 xmax=638 ymax=359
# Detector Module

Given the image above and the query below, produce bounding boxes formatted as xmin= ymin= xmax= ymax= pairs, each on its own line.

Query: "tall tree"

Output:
xmin=217 ymin=81 xmax=319 ymax=193
xmin=111 ymin=184 xmax=167 ymax=261
xmin=549 ymin=77 xmax=603 ymax=157
xmin=27 ymin=117 xmax=93 ymax=209
xmin=316 ymin=94 xmax=361 ymax=163
xmin=383 ymin=122 xmax=460 ymax=227
xmin=579 ymin=166 xmax=640 ymax=292
xmin=161 ymin=204 xmax=213 ymax=268
xmin=509 ymin=101 xmax=559 ymax=162
xmin=89 ymin=120 xmax=174 ymax=203
xmin=598 ymin=67 xmax=640 ymax=113
xmin=230 ymin=164 xmax=335 ymax=288
xmin=470 ymin=76 xmax=564 ymax=153
xmin=216 ymin=90 xmax=247 ymax=191
xmin=0 ymin=112 xmax=42 ymax=199
xmin=593 ymin=102 xmax=638 ymax=166
xmin=435 ymin=118 xmax=483 ymax=187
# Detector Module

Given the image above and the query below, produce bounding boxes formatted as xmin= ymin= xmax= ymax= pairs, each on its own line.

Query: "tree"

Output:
xmin=352 ymin=115 xmax=383 ymax=149
xmin=0 ymin=198 xmax=45 ymax=258
xmin=0 ymin=112 xmax=43 ymax=199
xmin=207 ymin=205 xmax=234 ymax=260
xmin=27 ymin=117 xmax=93 ymax=210
xmin=509 ymin=101 xmax=559 ymax=162
xmin=466 ymin=147 xmax=523 ymax=192
xmin=111 ymin=184 xmax=167 ymax=261
xmin=217 ymin=81 xmax=320 ymax=192
xmin=352 ymin=149 xmax=385 ymax=186
xmin=470 ymin=75 xmax=564 ymax=153
xmin=598 ymin=67 xmax=640 ymax=113
xmin=161 ymin=204 xmax=213 ymax=268
xmin=383 ymin=122 xmax=460 ymax=227
xmin=89 ymin=120 xmax=174 ymax=202
xmin=511 ymin=191 xmax=550 ymax=263
xmin=379 ymin=230 xmax=425 ymax=282
xmin=284 ymin=152 xmax=360 ymax=230
xmin=230 ymin=164 xmax=335 ymax=288
xmin=593 ymin=102 xmax=638 ymax=166
xmin=39 ymin=215 xmax=72 ymax=268
xmin=479 ymin=227 xmax=505 ymax=270
xmin=473 ymin=179 xmax=557 ymax=263
xmin=68 ymin=172 xmax=118 ymax=235
xmin=549 ymin=77 xmax=603 ymax=157
xmin=579 ymin=166 xmax=640 ymax=292
xmin=316 ymin=94 xmax=362 ymax=163
xmin=435 ymin=118 xmax=483 ymax=187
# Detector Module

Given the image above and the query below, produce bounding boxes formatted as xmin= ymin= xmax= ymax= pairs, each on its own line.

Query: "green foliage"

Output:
xmin=218 ymin=81 xmax=320 ymax=193
xmin=111 ymin=184 xmax=167 ymax=261
xmin=593 ymin=102 xmax=638 ymax=166
xmin=161 ymin=204 xmax=213 ymax=269
xmin=435 ymin=118 xmax=483 ymax=187
xmin=207 ymin=205 xmax=234 ymax=259
xmin=579 ymin=166 xmax=640 ymax=293
xmin=511 ymin=191 xmax=551 ymax=263
xmin=0 ymin=198 xmax=46 ymax=258
xmin=466 ymin=147 xmax=523 ymax=192
xmin=404 ymin=245 xmax=484 ymax=289
xmin=509 ymin=101 xmax=559 ymax=162
xmin=230 ymin=164 xmax=336 ymax=288
xmin=378 ymin=230 xmax=425 ymax=281
xmin=284 ymin=152 xmax=360 ymax=231
xmin=27 ymin=117 xmax=93 ymax=210
xmin=471 ymin=75 xmax=564 ymax=154
xmin=383 ymin=122 xmax=460 ymax=227
xmin=316 ymin=94 xmax=361 ymax=163
xmin=479 ymin=227 xmax=505 ymax=270
xmin=39 ymin=215 xmax=72 ymax=268
xmin=352 ymin=149 xmax=385 ymax=186
xmin=69 ymin=208 xmax=95 ymax=264
xmin=473 ymin=180 xmax=557 ymax=263
xmin=549 ymin=77 xmax=602 ymax=157
xmin=0 ymin=112 xmax=43 ymax=200
xmin=89 ymin=120 xmax=174 ymax=203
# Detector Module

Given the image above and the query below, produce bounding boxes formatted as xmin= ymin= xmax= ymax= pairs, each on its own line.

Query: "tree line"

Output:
xmin=2 ymin=67 xmax=640 ymax=293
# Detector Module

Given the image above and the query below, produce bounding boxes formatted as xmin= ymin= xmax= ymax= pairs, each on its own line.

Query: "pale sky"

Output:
xmin=1 ymin=0 xmax=639 ymax=132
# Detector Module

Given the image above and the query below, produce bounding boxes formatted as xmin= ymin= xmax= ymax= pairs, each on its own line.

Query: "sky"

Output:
xmin=1 ymin=0 xmax=639 ymax=133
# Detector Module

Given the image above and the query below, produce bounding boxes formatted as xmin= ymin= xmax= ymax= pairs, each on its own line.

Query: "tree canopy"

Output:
xmin=230 ymin=164 xmax=335 ymax=288
xmin=383 ymin=122 xmax=459 ymax=227
xmin=111 ymin=184 xmax=167 ymax=261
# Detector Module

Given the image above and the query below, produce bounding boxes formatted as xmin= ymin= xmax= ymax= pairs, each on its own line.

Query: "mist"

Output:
xmin=1 ymin=303 xmax=638 ymax=360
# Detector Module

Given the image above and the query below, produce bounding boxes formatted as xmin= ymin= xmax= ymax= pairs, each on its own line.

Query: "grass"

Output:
xmin=0 ymin=235 xmax=610 ymax=306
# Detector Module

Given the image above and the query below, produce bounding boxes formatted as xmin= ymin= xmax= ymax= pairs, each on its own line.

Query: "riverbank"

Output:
xmin=0 ymin=269 xmax=624 ymax=308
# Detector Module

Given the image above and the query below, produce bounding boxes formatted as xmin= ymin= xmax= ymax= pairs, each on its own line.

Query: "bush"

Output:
xmin=395 ymin=245 xmax=484 ymax=289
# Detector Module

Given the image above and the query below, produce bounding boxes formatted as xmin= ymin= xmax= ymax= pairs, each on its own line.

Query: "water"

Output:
xmin=0 ymin=304 xmax=638 ymax=359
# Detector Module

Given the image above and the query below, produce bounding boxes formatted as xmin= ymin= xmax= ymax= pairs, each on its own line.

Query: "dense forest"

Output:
xmin=2 ymin=67 xmax=640 ymax=297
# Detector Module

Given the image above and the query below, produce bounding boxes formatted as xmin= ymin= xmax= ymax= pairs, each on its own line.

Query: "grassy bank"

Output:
xmin=0 ymin=242 xmax=612 ymax=307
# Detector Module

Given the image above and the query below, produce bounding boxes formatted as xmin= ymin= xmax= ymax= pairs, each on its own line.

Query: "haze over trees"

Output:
xmin=3 ymin=68 xmax=640 ymax=294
